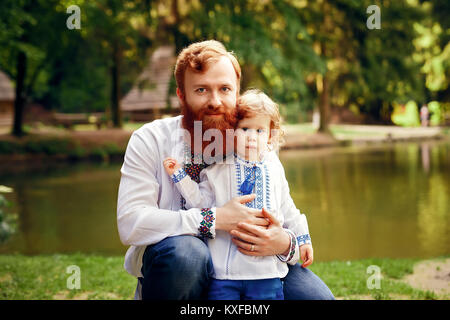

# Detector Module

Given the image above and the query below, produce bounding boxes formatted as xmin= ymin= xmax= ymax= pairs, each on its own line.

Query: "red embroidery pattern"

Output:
xmin=199 ymin=208 xmax=215 ymax=238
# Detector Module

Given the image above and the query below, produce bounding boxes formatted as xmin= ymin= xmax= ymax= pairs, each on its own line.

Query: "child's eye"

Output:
xmin=241 ymin=127 xmax=248 ymax=131
xmin=257 ymin=129 xmax=265 ymax=134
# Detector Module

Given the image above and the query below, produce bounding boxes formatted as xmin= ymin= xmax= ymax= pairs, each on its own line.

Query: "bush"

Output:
xmin=24 ymin=140 xmax=45 ymax=154
xmin=23 ymin=139 xmax=72 ymax=155
xmin=0 ymin=141 xmax=24 ymax=154
xmin=102 ymin=143 xmax=121 ymax=156
xmin=89 ymin=147 xmax=108 ymax=161
xmin=68 ymin=143 xmax=87 ymax=160
xmin=41 ymin=139 xmax=71 ymax=155
xmin=0 ymin=194 xmax=18 ymax=244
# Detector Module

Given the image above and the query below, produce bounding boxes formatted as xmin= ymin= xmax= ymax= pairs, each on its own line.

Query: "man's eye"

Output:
xmin=196 ymin=88 xmax=206 ymax=93
xmin=221 ymin=87 xmax=231 ymax=92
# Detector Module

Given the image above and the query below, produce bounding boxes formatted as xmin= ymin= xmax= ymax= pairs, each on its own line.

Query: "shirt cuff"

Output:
xmin=198 ymin=207 xmax=216 ymax=239
xmin=171 ymin=168 xmax=187 ymax=183
xmin=297 ymin=234 xmax=312 ymax=246
xmin=276 ymin=229 xmax=297 ymax=264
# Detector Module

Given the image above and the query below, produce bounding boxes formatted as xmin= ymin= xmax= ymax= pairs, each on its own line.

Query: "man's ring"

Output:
xmin=250 ymin=245 xmax=254 ymax=252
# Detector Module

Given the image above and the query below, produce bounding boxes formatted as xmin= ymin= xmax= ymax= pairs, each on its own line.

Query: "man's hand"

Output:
xmin=215 ymin=194 xmax=269 ymax=233
xmin=163 ymin=157 xmax=181 ymax=176
xmin=300 ymin=244 xmax=313 ymax=268
xmin=229 ymin=208 xmax=291 ymax=256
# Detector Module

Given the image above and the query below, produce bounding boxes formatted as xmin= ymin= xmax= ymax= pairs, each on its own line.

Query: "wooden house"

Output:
xmin=121 ymin=46 xmax=180 ymax=122
xmin=0 ymin=71 xmax=15 ymax=125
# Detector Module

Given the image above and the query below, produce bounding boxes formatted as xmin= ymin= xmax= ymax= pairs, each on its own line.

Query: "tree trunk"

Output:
xmin=110 ymin=40 xmax=122 ymax=128
xmin=318 ymin=72 xmax=331 ymax=133
xmin=12 ymin=51 xmax=27 ymax=137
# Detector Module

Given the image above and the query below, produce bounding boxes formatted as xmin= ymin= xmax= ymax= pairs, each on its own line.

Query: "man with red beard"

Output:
xmin=117 ymin=40 xmax=334 ymax=300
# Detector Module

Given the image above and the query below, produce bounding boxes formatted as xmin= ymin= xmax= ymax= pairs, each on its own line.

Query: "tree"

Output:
xmin=0 ymin=0 xmax=43 ymax=136
xmin=162 ymin=0 xmax=324 ymax=122
xmin=297 ymin=0 xmax=426 ymax=127
xmin=81 ymin=0 xmax=155 ymax=128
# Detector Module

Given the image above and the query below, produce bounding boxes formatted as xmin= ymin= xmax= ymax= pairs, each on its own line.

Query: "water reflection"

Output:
xmin=0 ymin=140 xmax=449 ymax=261
xmin=0 ymin=163 xmax=125 ymax=255
xmin=420 ymin=142 xmax=430 ymax=173
xmin=279 ymin=139 xmax=449 ymax=262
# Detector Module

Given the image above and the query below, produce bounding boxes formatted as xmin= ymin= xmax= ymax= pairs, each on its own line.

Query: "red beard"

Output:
xmin=181 ymin=101 xmax=237 ymax=132
xmin=181 ymin=99 xmax=238 ymax=155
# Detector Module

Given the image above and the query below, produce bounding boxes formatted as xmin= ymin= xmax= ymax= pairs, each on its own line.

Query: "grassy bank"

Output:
xmin=0 ymin=254 xmax=448 ymax=300
xmin=0 ymin=130 xmax=130 ymax=163
xmin=0 ymin=123 xmax=448 ymax=164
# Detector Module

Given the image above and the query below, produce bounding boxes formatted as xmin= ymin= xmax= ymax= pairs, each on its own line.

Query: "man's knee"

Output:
xmin=283 ymin=263 xmax=335 ymax=300
xmin=143 ymin=236 xmax=212 ymax=275
xmin=169 ymin=236 xmax=211 ymax=272
xmin=141 ymin=236 xmax=212 ymax=299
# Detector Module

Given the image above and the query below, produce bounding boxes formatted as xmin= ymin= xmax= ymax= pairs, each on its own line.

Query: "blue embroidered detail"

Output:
xmin=254 ymin=166 xmax=263 ymax=209
xmin=297 ymin=234 xmax=311 ymax=245
xmin=241 ymin=165 xmax=263 ymax=209
xmin=239 ymin=166 xmax=257 ymax=195
xmin=236 ymin=162 xmax=242 ymax=194
xmin=235 ymin=157 xmax=270 ymax=210
xmin=171 ymin=168 xmax=187 ymax=183
xmin=264 ymin=164 xmax=271 ymax=211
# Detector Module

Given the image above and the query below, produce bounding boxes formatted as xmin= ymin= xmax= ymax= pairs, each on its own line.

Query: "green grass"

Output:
xmin=308 ymin=257 xmax=440 ymax=300
xmin=1 ymin=254 xmax=448 ymax=300
xmin=0 ymin=253 xmax=136 ymax=300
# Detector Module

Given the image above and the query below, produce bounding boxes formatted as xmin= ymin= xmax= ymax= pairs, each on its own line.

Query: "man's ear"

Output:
xmin=176 ymin=88 xmax=186 ymax=108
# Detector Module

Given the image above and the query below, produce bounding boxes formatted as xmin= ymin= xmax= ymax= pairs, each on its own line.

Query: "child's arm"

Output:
xmin=163 ymin=157 xmax=215 ymax=209
xmin=274 ymin=159 xmax=313 ymax=267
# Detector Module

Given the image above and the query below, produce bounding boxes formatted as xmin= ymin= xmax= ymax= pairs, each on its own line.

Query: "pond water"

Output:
xmin=0 ymin=139 xmax=449 ymax=262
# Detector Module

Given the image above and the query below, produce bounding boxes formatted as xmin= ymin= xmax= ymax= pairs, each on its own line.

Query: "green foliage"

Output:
xmin=67 ymin=142 xmax=87 ymax=160
xmin=391 ymin=101 xmax=421 ymax=127
xmin=188 ymin=0 xmax=324 ymax=110
xmin=0 ymin=0 xmax=448 ymax=126
xmin=23 ymin=138 xmax=72 ymax=155
xmin=89 ymin=147 xmax=108 ymax=162
xmin=0 ymin=137 xmax=125 ymax=161
xmin=428 ymin=101 xmax=442 ymax=125
xmin=0 ymin=141 xmax=24 ymax=154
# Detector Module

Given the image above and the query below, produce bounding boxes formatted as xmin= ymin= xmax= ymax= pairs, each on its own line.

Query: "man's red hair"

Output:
xmin=174 ymin=40 xmax=241 ymax=95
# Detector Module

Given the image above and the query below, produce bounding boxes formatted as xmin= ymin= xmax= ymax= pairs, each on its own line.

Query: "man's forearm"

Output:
xmin=214 ymin=206 xmax=227 ymax=231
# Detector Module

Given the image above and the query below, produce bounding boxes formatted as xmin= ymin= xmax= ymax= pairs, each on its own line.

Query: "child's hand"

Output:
xmin=163 ymin=157 xmax=181 ymax=176
xmin=300 ymin=244 xmax=314 ymax=268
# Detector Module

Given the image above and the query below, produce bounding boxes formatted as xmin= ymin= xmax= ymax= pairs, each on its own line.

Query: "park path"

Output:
xmin=282 ymin=124 xmax=445 ymax=149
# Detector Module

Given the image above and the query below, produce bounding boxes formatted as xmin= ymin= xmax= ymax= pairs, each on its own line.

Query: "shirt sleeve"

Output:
xmin=273 ymin=156 xmax=312 ymax=265
xmin=117 ymin=131 xmax=216 ymax=247
xmin=170 ymin=167 xmax=216 ymax=209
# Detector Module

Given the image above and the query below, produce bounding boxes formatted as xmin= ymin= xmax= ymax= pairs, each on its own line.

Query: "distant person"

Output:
xmin=163 ymin=89 xmax=313 ymax=300
xmin=117 ymin=40 xmax=334 ymax=300
xmin=420 ymin=104 xmax=429 ymax=127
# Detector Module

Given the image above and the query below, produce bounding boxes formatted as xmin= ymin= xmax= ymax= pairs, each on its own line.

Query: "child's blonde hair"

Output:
xmin=237 ymin=89 xmax=285 ymax=150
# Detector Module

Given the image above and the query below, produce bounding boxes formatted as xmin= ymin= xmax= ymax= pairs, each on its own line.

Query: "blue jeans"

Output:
xmin=140 ymin=235 xmax=335 ymax=300
xmin=208 ymin=278 xmax=284 ymax=300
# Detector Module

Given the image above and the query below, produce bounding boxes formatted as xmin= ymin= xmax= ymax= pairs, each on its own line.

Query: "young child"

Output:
xmin=163 ymin=89 xmax=312 ymax=300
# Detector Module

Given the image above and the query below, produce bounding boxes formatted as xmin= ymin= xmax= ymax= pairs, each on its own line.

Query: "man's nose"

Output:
xmin=208 ymin=91 xmax=222 ymax=108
